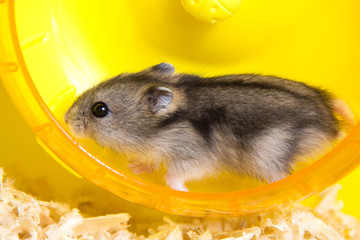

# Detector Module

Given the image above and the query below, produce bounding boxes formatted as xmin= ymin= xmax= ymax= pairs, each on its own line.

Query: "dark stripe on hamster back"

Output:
xmin=176 ymin=74 xmax=329 ymax=102
xmin=187 ymin=107 xmax=227 ymax=142
xmin=158 ymin=107 xmax=228 ymax=143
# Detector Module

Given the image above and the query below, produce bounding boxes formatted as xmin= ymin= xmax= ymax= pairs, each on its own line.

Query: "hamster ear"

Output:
xmin=149 ymin=63 xmax=175 ymax=75
xmin=145 ymin=86 xmax=174 ymax=113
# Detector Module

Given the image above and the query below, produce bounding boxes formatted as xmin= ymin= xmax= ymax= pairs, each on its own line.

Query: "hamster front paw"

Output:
xmin=128 ymin=161 xmax=155 ymax=175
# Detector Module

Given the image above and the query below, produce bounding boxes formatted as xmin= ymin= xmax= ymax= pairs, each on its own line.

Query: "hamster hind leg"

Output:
xmin=250 ymin=126 xmax=335 ymax=183
xmin=248 ymin=126 xmax=296 ymax=183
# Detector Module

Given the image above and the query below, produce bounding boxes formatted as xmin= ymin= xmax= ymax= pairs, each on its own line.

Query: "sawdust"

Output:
xmin=1 ymin=168 xmax=360 ymax=240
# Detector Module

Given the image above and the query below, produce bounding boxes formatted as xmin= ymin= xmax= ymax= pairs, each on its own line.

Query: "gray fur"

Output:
xmin=64 ymin=63 xmax=340 ymax=191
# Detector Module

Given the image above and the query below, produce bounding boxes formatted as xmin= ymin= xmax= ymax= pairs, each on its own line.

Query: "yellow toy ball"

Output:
xmin=181 ymin=0 xmax=241 ymax=23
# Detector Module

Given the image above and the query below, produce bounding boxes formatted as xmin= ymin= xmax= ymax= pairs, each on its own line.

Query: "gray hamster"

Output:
xmin=64 ymin=63 xmax=353 ymax=191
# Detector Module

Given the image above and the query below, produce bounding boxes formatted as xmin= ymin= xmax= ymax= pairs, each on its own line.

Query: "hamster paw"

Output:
xmin=166 ymin=175 xmax=189 ymax=192
xmin=128 ymin=161 xmax=155 ymax=175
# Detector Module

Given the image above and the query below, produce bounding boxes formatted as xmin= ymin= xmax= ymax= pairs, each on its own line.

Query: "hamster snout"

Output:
xmin=65 ymin=63 xmax=353 ymax=192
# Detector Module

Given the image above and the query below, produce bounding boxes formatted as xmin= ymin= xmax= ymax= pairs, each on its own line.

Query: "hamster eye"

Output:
xmin=91 ymin=102 xmax=109 ymax=118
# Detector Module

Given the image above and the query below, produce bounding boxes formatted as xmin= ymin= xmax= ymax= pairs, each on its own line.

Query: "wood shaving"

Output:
xmin=1 ymin=167 xmax=359 ymax=240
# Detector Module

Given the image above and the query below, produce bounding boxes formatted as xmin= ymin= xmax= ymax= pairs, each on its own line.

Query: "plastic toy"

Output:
xmin=1 ymin=0 xmax=360 ymax=217
xmin=181 ymin=0 xmax=242 ymax=23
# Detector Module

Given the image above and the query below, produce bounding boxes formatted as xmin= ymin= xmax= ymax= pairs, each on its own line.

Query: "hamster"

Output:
xmin=64 ymin=63 xmax=353 ymax=191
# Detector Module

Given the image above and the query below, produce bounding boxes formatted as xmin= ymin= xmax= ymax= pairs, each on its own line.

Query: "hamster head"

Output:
xmin=64 ymin=63 xmax=177 ymax=151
